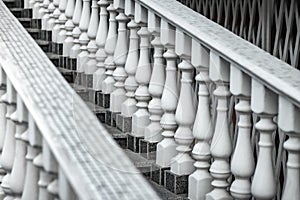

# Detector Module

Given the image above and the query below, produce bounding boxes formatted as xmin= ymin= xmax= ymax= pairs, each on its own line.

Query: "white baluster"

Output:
xmin=41 ymin=0 xmax=51 ymax=32
xmin=58 ymin=168 xmax=77 ymax=200
xmin=144 ymin=11 xmax=164 ymax=143
xmin=61 ymin=0 xmax=75 ymax=63
xmin=0 ymin=67 xmax=7 ymax=186
xmin=156 ymin=20 xmax=178 ymax=168
xmin=39 ymin=0 xmax=50 ymax=23
xmin=21 ymin=114 xmax=42 ymax=200
xmin=206 ymin=53 xmax=232 ymax=200
xmin=69 ymin=0 xmax=82 ymax=69
xmin=77 ymin=0 xmax=91 ymax=75
xmin=93 ymin=0 xmax=109 ymax=91
xmin=188 ymin=41 xmax=213 ymax=200
xmin=110 ymin=7 xmax=128 ymax=112
xmin=278 ymin=97 xmax=300 ymax=200
xmin=9 ymin=96 xmax=28 ymax=198
xmin=29 ymin=0 xmax=35 ymax=8
xmin=45 ymin=143 xmax=59 ymax=200
xmin=171 ymin=30 xmax=195 ymax=175
xmin=84 ymin=0 xmax=100 ymax=76
xmin=24 ymin=0 xmax=30 ymax=9
xmin=229 ymin=65 xmax=255 ymax=199
xmin=131 ymin=3 xmax=151 ymax=139
xmin=101 ymin=3 xmax=117 ymax=93
xmin=39 ymin=140 xmax=57 ymax=200
xmin=33 ymin=0 xmax=43 ymax=19
xmin=46 ymin=0 xmax=56 ymax=32
xmin=251 ymin=80 xmax=278 ymax=200
xmin=51 ymin=5 xmax=61 ymax=49
xmin=120 ymin=0 xmax=138 ymax=116
xmin=0 ymin=79 xmax=17 ymax=198
xmin=56 ymin=0 xmax=69 ymax=57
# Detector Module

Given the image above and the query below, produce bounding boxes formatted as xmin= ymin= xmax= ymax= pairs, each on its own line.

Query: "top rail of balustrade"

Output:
xmin=138 ymin=0 xmax=300 ymax=107
xmin=0 ymin=1 xmax=159 ymax=200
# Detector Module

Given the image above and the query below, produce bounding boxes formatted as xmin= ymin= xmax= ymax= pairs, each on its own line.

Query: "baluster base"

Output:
xmin=139 ymin=139 xmax=157 ymax=160
xmin=150 ymin=164 xmax=170 ymax=186
xmin=116 ymin=114 xmax=132 ymax=133
xmin=30 ymin=18 xmax=41 ymax=30
xmin=58 ymin=56 xmax=68 ymax=69
xmin=127 ymin=133 xmax=143 ymax=153
xmin=97 ymin=93 xmax=110 ymax=108
xmin=82 ymin=74 xmax=93 ymax=89
xmin=70 ymin=58 xmax=77 ymax=71
xmin=164 ymin=170 xmax=188 ymax=195
xmin=105 ymin=111 xmax=119 ymax=127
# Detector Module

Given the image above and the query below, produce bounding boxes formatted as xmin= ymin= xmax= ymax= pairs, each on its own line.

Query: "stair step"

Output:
xmin=35 ymin=39 xmax=51 ymax=52
xmin=18 ymin=17 xmax=31 ymax=28
xmin=3 ymin=0 xmax=16 ymax=8
xmin=46 ymin=52 xmax=59 ymax=66
xmin=26 ymin=28 xmax=40 ymax=39
xmin=10 ymin=7 xmax=22 ymax=18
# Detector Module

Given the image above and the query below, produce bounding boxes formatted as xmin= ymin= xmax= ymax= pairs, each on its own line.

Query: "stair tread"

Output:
xmin=26 ymin=27 xmax=40 ymax=32
xmin=35 ymin=39 xmax=50 ymax=45
xmin=46 ymin=52 xmax=60 ymax=59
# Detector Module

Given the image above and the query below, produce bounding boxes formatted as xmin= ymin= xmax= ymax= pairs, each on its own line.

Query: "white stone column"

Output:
xmin=21 ymin=114 xmax=42 ymax=200
xmin=171 ymin=30 xmax=196 ymax=175
xmin=93 ymin=0 xmax=109 ymax=91
xmin=143 ymin=11 xmax=164 ymax=143
xmin=85 ymin=0 xmax=100 ymax=75
xmin=0 ymin=66 xmax=7 ymax=187
xmin=251 ymin=80 xmax=277 ymax=200
xmin=110 ymin=3 xmax=128 ymax=113
xmin=278 ymin=97 xmax=300 ymax=200
xmin=77 ymin=0 xmax=91 ymax=73
xmin=206 ymin=52 xmax=233 ymax=200
xmin=156 ymin=20 xmax=178 ymax=168
xmin=62 ymin=0 xmax=75 ymax=59
xmin=131 ymin=3 xmax=151 ymax=138
xmin=8 ymin=95 xmax=28 ymax=198
xmin=0 ymin=79 xmax=17 ymax=198
xmin=101 ymin=3 xmax=117 ymax=94
xmin=121 ymin=0 xmax=139 ymax=117
xmin=188 ymin=41 xmax=213 ymax=200
xmin=69 ymin=0 xmax=82 ymax=63
xmin=229 ymin=65 xmax=255 ymax=199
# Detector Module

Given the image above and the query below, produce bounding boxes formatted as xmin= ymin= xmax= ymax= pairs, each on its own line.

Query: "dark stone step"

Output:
xmin=35 ymin=39 xmax=51 ymax=53
xmin=26 ymin=28 xmax=40 ymax=39
xmin=58 ymin=68 xmax=76 ymax=84
xmin=9 ymin=7 xmax=22 ymax=18
xmin=3 ymin=0 xmax=16 ymax=8
xmin=18 ymin=17 xmax=31 ymax=28
xmin=46 ymin=52 xmax=59 ymax=66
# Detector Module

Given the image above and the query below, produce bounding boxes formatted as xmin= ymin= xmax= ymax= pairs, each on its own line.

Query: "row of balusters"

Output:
xmin=25 ymin=0 xmax=300 ymax=199
xmin=0 ymin=70 xmax=78 ymax=199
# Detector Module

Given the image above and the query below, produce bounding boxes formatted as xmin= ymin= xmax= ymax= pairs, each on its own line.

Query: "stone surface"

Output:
xmin=116 ymin=114 xmax=132 ymax=133
xmin=127 ymin=133 xmax=143 ymax=153
xmin=165 ymin=170 xmax=188 ymax=195
xmin=151 ymin=164 xmax=170 ymax=186
xmin=105 ymin=110 xmax=119 ymax=127
xmin=97 ymin=92 xmax=110 ymax=108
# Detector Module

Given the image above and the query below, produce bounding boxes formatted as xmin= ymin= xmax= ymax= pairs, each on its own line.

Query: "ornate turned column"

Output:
xmin=109 ymin=1 xmax=129 ymax=113
xmin=84 ymin=0 xmax=100 ymax=87
xmin=229 ymin=65 xmax=255 ymax=199
xmin=8 ymin=95 xmax=28 ymax=198
xmin=206 ymin=52 xmax=233 ymax=200
xmin=69 ymin=0 xmax=82 ymax=71
xmin=93 ymin=0 xmax=109 ymax=91
xmin=155 ymin=20 xmax=178 ymax=168
xmin=251 ymin=80 xmax=277 ymax=200
xmin=129 ymin=2 xmax=151 ymax=152
xmin=76 ymin=0 xmax=91 ymax=79
xmin=143 ymin=11 xmax=164 ymax=145
xmin=188 ymin=40 xmax=213 ymax=200
xmin=278 ymin=97 xmax=300 ymax=200
xmin=21 ymin=114 xmax=42 ymax=200
xmin=0 ymin=79 xmax=17 ymax=198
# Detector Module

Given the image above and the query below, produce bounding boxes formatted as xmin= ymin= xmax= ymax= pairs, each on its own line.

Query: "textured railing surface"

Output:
xmin=177 ymin=0 xmax=300 ymax=69
xmin=0 ymin=1 xmax=160 ymax=199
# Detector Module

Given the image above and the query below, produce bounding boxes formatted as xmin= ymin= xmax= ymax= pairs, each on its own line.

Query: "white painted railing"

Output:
xmin=4 ymin=0 xmax=300 ymax=199
xmin=42 ymin=0 xmax=299 ymax=199
xmin=0 ymin=0 xmax=160 ymax=199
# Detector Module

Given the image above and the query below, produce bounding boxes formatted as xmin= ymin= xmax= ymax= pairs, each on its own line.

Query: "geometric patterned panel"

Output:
xmin=178 ymin=0 xmax=300 ymax=69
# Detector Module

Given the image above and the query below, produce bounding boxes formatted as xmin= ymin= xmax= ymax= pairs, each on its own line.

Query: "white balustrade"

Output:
xmin=51 ymin=2 xmax=61 ymax=44
xmin=85 ymin=0 xmax=100 ymax=75
xmin=143 ymin=11 xmax=164 ymax=143
xmin=0 ymin=67 xmax=6 ymax=186
xmin=0 ymin=79 xmax=17 ymax=197
xmin=110 ymin=4 xmax=128 ymax=112
xmin=278 ymin=97 xmax=300 ymax=200
xmin=77 ymin=0 xmax=91 ymax=73
xmin=29 ymin=0 xmax=35 ymax=8
xmin=46 ymin=0 xmax=57 ymax=32
xmin=121 ymin=0 xmax=139 ymax=117
xmin=41 ymin=0 xmax=51 ymax=31
xmin=156 ymin=20 xmax=178 ymax=168
xmin=93 ymin=0 xmax=109 ymax=90
xmin=206 ymin=53 xmax=232 ymax=200
xmin=230 ymin=65 xmax=255 ymax=199
xmin=131 ymin=3 xmax=151 ymax=138
xmin=33 ymin=0 xmax=43 ymax=19
xmin=101 ymin=3 xmax=117 ymax=93
xmin=39 ymin=0 xmax=50 ymax=22
xmin=251 ymin=80 xmax=278 ymax=200
xmin=188 ymin=41 xmax=213 ymax=200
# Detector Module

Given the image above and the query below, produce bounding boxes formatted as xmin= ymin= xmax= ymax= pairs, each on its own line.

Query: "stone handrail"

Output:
xmin=0 ymin=0 xmax=160 ymax=199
